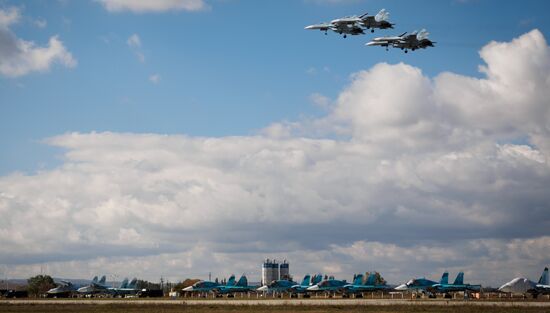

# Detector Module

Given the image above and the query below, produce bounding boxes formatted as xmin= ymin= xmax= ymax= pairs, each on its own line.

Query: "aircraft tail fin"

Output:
xmin=301 ymin=274 xmax=311 ymax=287
xmin=226 ymin=275 xmax=236 ymax=286
xmin=120 ymin=278 xmax=129 ymax=289
xmin=99 ymin=275 xmax=106 ymax=285
xmin=453 ymin=272 xmax=464 ymax=285
xmin=92 ymin=276 xmax=98 ymax=283
xmin=236 ymin=275 xmax=248 ymax=287
xmin=128 ymin=278 xmax=138 ymax=289
xmin=440 ymin=272 xmax=449 ymax=285
xmin=375 ymin=9 xmax=390 ymax=22
xmin=539 ymin=267 xmax=549 ymax=285
xmin=353 ymin=274 xmax=363 ymax=286
xmin=312 ymin=274 xmax=323 ymax=285
xmin=365 ymin=273 xmax=376 ymax=286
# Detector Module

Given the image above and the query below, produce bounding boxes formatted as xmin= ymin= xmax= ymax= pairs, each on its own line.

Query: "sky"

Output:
xmin=1 ymin=0 xmax=550 ymax=287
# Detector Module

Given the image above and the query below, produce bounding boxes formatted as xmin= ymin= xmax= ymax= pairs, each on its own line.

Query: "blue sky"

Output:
xmin=2 ymin=0 xmax=550 ymax=175
xmin=1 ymin=0 xmax=550 ymax=285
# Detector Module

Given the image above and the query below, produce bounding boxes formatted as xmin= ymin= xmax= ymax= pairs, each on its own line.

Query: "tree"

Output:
xmin=27 ymin=275 xmax=55 ymax=297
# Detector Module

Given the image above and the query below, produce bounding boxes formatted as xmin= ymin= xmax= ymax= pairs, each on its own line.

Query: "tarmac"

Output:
xmin=2 ymin=299 xmax=550 ymax=307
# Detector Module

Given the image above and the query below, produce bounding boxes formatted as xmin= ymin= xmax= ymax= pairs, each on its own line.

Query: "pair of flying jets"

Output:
xmin=305 ymin=9 xmax=435 ymax=53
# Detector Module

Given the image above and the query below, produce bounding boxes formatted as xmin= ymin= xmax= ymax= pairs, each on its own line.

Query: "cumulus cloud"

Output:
xmin=149 ymin=73 xmax=161 ymax=84
xmin=0 ymin=7 xmax=76 ymax=77
xmin=97 ymin=0 xmax=208 ymax=13
xmin=1 ymin=30 xmax=549 ymax=285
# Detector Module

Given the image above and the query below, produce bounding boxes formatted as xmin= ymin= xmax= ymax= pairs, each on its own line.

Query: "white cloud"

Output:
xmin=149 ymin=73 xmax=161 ymax=84
xmin=126 ymin=33 xmax=141 ymax=48
xmin=1 ymin=30 xmax=549 ymax=285
xmin=0 ymin=7 xmax=76 ymax=78
xmin=98 ymin=0 xmax=208 ymax=13
xmin=34 ymin=18 xmax=47 ymax=29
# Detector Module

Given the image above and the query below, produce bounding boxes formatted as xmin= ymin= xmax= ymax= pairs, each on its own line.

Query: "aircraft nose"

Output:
xmin=307 ymin=285 xmax=320 ymax=291
xmin=305 ymin=25 xmax=314 ymax=30
xmin=257 ymin=286 xmax=268 ymax=292
xmin=498 ymin=284 xmax=510 ymax=292
xmin=182 ymin=286 xmax=193 ymax=292
xmin=394 ymin=284 xmax=408 ymax=291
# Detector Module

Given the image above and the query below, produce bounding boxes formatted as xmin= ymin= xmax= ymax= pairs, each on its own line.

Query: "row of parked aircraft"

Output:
xmin=46 ymin=275 xmax=139 ymax=298
xmin=184 ymin=268 xmax=550 ymax=298
xmin=305 ymin=9 xmax=435 ymax=53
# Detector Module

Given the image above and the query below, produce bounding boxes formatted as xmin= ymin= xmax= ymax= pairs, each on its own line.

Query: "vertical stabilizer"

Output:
xmin=365 ymin=273 xmax=376 ymax=286
xmin=440 ymin=272 xmax=449 ymax=285
xmin=119 ymin=278 xmax=129 ymax=289
xmin=453 ymin=272 xmax=464 ymax=285
xmin=128 ymin=278 xmax=137 ymax=289
xmin=226 ymin=275 xmax=236 ymax=286
xmin=312 ymin=274 xmax=323 ymax=285
xmin=236 ymin=275 xmax=248 ymax=287
xmin=301 ymin=274 xmax=311 ymax=286
xmin=539 ymin=267 xmax=549 ymax=285
xmin=353 ymin=274 xmax=363 ymax=286
xmin=99 ymin=275 xmax=106 ymax=285
xmin=92 ymin=276 xmax=98 ymax=283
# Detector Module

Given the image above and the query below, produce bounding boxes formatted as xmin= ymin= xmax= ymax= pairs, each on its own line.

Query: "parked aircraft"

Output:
xmin=213 ymin=275 xmax=254 ymax=294
xmin=343 ymin=273 xmax=392 ymax=294
xmin=395 ymin=272 xmax=448 ymax=292
xmin=46 ymin=280 xmax=78 ymax=298
xmin=307 ymin=277 xmax=348 ymax=293
xmin=182 ymin=279 xmax=221 ymax=293
xmin=305 ymin=9 xmax=393 ymax=38
xmin=431 ymin=272 xmax=482 ymax=294
xmin=500 ymin=267 xmax=550 ymax=296
xmin=256 ymin=274 xmax=319 ymax=294
xmin=366 ymin=29 xmax=435 ymax=53
xmin=110 ymin=278 xmax=139 ymax=296
xmin=77 ymin=275 xmax=108 ymax=295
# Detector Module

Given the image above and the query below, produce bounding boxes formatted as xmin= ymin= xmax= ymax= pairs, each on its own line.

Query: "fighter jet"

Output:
xmin=431 ymin=272 xmax=482 ymax=294
xmin=366 ymin=29 xmax=435 ymax=53
xmin=110 ymin=278 xmax=139 ymax=297
xmin=500 ymin=267 xmax=550 ymax=296
xmin=343 ymin=273 xmax=392 ymax=295
xmin=182 ymin=279 xmax=221 ymax=293
xmin=395 ymin=272 xmax=448 ymax=293
xmin=256 ymin=274 xmax=317 ymax=294
xmin=358 ymin=9 xmax=394 ymax=33
xmin=46 ymin=280 xmax=78 ymax=298
xmin=77 ymin=275 xmax=109 ymax=295
xmin=305 ymin=9 xmax=393 ymax=38
xmin=307 ymin=276 xmax=347 ymax=293
xmin=213 ymin=274 xmax=254 ymax=295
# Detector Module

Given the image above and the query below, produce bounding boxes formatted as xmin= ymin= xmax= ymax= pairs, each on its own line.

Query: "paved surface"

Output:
xmin=2 ymin=299 xmax=550 ymax=307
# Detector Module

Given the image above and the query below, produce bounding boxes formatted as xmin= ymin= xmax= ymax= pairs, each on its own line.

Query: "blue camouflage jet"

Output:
xmin=343 ymin=273 xmax=392 ymax=295
xmin=395 ymin=272 xmax=448 ymax=293
xmin=213 ymin=274 xmax=254 ymax=295
xmin=182 ymin=279 xmax=222 ymax=293
xmin=431 ymin=272 xmax=481 ymax=294
xmin=307 ymin=276 xmax=348 ymax=293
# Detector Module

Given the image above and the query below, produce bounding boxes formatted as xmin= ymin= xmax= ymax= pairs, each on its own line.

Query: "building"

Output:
xmin=280 ymin=259 xmax=290 ymax=280
xmin=261 ymin=259 xmax=279 ymax=285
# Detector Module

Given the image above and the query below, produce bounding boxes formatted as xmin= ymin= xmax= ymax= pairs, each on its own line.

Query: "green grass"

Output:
xmin=1 ymin=304 xmax=550 ymax=313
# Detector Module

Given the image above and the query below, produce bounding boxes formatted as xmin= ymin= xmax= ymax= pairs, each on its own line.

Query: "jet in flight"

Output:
xmin=358 ymin=9 xmax=394 ymax=33
xmin=366 ymin=29 xmax=435 ymax=53
xmin=305 ymin=9 xmax=393 ymax=38
xmin=431 ymin=272 xmax=481 ymax=294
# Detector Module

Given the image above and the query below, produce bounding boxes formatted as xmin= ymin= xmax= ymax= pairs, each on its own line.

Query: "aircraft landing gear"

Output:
xmin=371 ymin=29 xmax=375 ymax=33
xmin=343 ymin=34 xmax=347 ymax=38
xmin=404 ymin=50 xmax=408 ymax=53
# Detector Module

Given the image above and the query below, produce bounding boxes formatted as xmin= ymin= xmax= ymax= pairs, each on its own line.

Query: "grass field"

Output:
xmin=2 ymin=304 xmax=550 ymax=313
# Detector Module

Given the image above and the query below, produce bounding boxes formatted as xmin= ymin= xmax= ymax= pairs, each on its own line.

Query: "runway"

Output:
xmin=2 ymin=299 xmax=550 ymax=307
